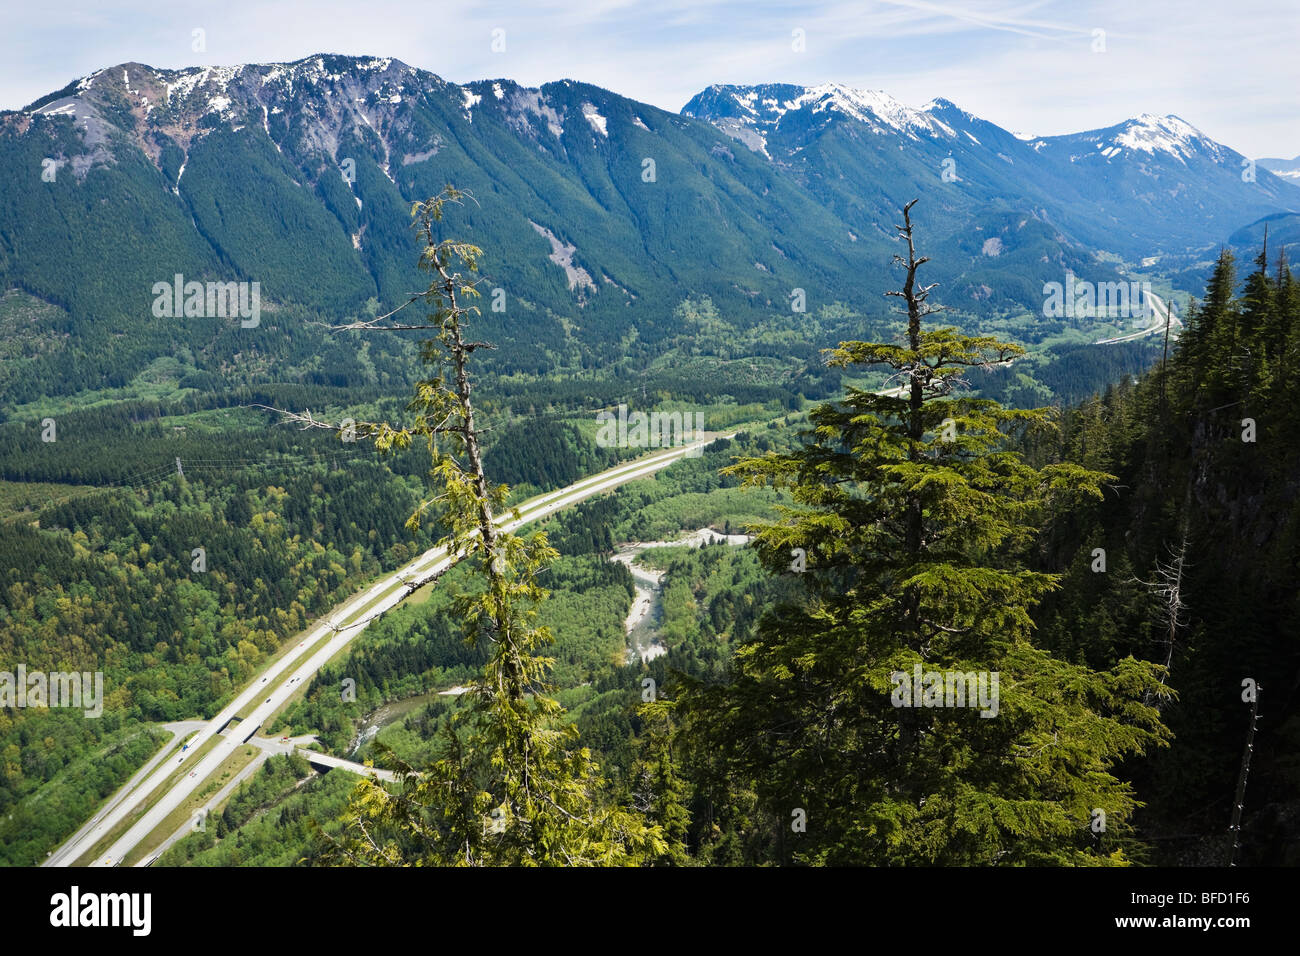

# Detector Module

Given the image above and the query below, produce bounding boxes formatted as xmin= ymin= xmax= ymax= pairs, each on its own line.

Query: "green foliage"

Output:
xmin=327 ymin=189 xmax=661 ymax=865
xmin=159 ymin=754 xmax=353 ymax=866
xmin=1032 ymin=242 xmax=1300 ymax=863
xmin=679 ymin=203 xmax=1170 ymax=865
xmin=484 ymin=419 xmax=619 ymax=493
xmin=278 ymin=552 xmax=634 ymax=753
xmin=0 ymin=393 xmax=449 ymax=861
xmin=628 ymin=701 xmax=691 ymax=866
xmin=0 ymin=724 xmax=166 ymax=866
xmin=180 ymin=126 xmax=377 ymax=312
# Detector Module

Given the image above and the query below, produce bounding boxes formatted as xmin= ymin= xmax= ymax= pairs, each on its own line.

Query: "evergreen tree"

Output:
xmin=1035 ymin=239 xmax=1300 ymax=862
xmin=1177 ymin=249 xmax=1239 ymax=406
xmin=323 ymin=188 xmax=662 ymax=866
xmin=629 ymin=700 xmax=691 ymax=866
xmin=1239 ymin=237 xmax=1276 ymax=395
xmin=679 ymin=201 xmax=1170 ymax=865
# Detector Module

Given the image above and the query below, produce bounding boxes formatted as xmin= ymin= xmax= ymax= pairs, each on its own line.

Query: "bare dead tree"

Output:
xmin=880 ymin=200 xmax=1024 ymax=566
xmin=1132 ymin=531 xmax=1190 ymax=709
xmin=1160 ymin=300 xmax=1174 ymax=418
xmin=888 ymin=200 xmax=945 ymax=571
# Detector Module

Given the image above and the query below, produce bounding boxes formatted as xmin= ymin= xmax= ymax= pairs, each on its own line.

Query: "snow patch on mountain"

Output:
xmin=581 ymin=102 xmax=608 ymax=137
xmin=76 ymin=69 xmax=106 ymax=93
xmin=809 ymin=86 xmax=952 ymax=137
xmin=784 ymin=84 xmax=953 ymax=137
xmin=260 ymin=104 xmax=281 ymax=152
xmin=463 ymin=89 xmax=481 ymax=119
xmin=165 ymin=70 xmax=208 ymax=102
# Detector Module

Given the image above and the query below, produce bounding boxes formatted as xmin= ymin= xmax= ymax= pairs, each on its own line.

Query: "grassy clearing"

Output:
xmin=0 ymin=480 xmax=100 ymax=519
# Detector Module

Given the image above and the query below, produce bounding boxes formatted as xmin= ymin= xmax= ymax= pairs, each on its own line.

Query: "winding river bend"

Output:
xmin=345 ymin=530 xmax=750 ymax=753
xmin=609 ymin=528 xmax=750 ymax=664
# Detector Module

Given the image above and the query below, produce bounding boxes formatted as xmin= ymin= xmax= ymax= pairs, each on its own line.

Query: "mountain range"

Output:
xmin=1260 ymin=154 xmax=1300 ymax=183
xmin=1 ymin=54 xmax=1296 ymax=403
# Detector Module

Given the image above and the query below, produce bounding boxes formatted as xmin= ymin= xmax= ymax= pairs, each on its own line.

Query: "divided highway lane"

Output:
xmin=1094 ymin=292 xmax=1182 ymax=345
xmin=46 ymin=433 xmax=732 ymax=867
xmin=43 ymin=529 xmax=450 ymax=867
xmin=42 ymin=721 xmax=205 ymax=867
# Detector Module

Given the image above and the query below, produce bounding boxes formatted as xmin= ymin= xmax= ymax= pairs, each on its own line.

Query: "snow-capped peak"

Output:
xmin=686 ymin=82 xmax=956 ymax=141
xmin=789 ymin=83 xmax=954 ymax=138
xmin=921 ymin=96 xmax=971 ymax=118
xmin=1113 ymin=113 xmax=1215 ymax=162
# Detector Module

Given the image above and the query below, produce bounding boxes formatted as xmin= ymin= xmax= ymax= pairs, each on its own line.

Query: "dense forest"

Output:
xmin=144 ymin=205 xmax=1294 ymax=869
xmin=1029 ymin=245 xmax=1300 ymax=864
xmin=4 ymin=179 xmax=1294 ymax=868
xmin=0 ymin=454 xmax=434 ymax=864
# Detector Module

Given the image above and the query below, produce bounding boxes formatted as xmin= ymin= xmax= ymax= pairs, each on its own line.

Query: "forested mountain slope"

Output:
xmin=1031 ymin=246 xmax=1300 ymax=863
xmin=3 ymin=56 xmax=1298 ymax=411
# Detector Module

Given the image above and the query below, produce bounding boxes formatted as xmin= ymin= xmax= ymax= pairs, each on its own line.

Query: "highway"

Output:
xmin=293 ymin=748 xmax=400 ymax=782
xmin=1094 ymin=291 xmax=1182 ymax=345
xmin=43 ymin=432 xmax=732 ymax=868
xmin=136 ymin=735 xmax=391 ymax=867
xmin=43 ymin=721 xmax=205 ymax=866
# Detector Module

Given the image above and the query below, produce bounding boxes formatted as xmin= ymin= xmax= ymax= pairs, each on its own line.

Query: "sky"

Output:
xmin=1 ymin=0 xmax=1296 ymax=158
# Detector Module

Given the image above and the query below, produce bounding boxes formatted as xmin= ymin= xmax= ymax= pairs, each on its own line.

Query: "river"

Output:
xmin=609 ymin=528 xmax=750 ymax=664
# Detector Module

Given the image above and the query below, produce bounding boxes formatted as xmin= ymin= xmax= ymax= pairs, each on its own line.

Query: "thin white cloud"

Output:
xmin=871 ymin=0 xmax=1108 ymax=41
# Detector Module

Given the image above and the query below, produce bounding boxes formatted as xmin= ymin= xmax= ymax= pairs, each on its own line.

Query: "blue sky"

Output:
xmin=2 ymin=0 xmax=1296 ymax=158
